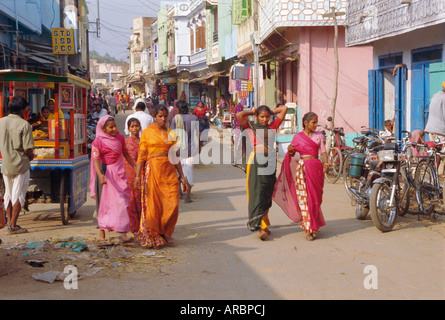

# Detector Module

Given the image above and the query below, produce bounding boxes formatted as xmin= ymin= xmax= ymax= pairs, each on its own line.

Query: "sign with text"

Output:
xmin=52 ymin=28 xmax=75 ymax=55
xmin=98 ymin=64 xmax=123 ymax=74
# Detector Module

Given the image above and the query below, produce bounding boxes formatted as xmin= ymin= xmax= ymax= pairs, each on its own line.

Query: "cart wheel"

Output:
xmin=60 ymin=170 xmax=70 ymax=225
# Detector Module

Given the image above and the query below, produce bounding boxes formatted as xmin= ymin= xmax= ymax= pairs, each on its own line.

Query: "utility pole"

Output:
xmin=323 ymin=6 xmax=345 ymax=131
xmin=59 ymin=0 xmax=68 ymax=76
xmin=252 ymin=0 xmax=260 ymax=109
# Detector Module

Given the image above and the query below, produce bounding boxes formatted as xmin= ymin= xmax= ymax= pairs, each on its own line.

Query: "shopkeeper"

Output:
xmin=47 ymin=98 xmax=65 ymax=119
xmin=40 ymin=106 xmax=50 ymax=121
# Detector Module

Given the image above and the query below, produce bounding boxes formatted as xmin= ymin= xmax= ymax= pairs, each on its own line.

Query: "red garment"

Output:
xmin=124 ymin=136 xmax=142 ymax=233
xmin=273 ymin=131 xmax=326 ymax=232
xmin=242 ymin=117 xmax=283 ymax=147
xmin=194 ymin=106 xmax=211 ymax=119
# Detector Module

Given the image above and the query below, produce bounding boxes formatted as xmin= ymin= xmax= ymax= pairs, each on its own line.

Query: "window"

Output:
xmin=412 ymin=45 xmax=443 ymax=64
xmin=232 ymin=0 xmax=251 ymax=25
xmin=378 ymin=52 xmax=403 ymax=69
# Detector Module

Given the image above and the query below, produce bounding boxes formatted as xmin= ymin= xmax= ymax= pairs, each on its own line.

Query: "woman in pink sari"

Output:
xmin=89 ymin=115 xmax=136 ymax=243
xmin=273 ymin=112 xmax=328 ymax=241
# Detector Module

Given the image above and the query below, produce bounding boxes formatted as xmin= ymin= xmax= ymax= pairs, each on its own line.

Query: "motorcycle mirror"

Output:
xmin=434 ymin=137 xmax=441 ymax=144
xmin=327 ymin=116 xmax=332 ymax=121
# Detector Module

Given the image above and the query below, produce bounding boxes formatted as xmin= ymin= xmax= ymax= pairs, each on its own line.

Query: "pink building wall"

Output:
xmin=298 ymin=27 xmax=373 ymax=133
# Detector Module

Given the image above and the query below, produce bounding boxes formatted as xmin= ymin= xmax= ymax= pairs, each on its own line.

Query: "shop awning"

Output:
xmin=0 ymin=70 xmax=67 ymax=82
xmin=67 ymin=73 xmax=92 ymax=88
xmin=259 ymin=43 xmax=292 ymax=63
xmin=188 ymin=70 xmax=227 ymax=83
xmin=0 ymin=70 xmax=91 ymax=88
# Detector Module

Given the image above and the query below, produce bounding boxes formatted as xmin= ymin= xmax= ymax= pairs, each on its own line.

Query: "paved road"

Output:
xmin=1 ymin=110 xmax=444 ymax=300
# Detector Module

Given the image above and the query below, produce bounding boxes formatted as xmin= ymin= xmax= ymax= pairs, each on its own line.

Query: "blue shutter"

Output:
xmin=395 ymin=65 xmax=407 ymax=140
xmin=411 ymin=65 xmax=424 ymax=132
xmin=368 ymin=69 xmax=384 ymax=130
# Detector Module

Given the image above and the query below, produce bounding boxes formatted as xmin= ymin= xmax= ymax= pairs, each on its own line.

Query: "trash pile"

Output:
xmin=1 ymin=236 xmax=174 ymax=284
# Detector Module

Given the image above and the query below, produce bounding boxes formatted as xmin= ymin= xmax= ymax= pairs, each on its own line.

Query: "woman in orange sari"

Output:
xmin=135 ymin=104 xmax=190 ymax=248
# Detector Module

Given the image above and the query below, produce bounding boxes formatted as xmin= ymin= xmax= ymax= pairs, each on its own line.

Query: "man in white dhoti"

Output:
xmin=0 ymin=96 xmax=35 ymax=234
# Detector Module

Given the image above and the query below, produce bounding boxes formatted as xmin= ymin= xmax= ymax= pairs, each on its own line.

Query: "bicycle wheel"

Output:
xmin=325 ymin=147 xmax=343 ymax=184
xmin=414 ymin=160 xmax=438 ymax=215
xmin=397 ymin=165 xmax=410 ymax=216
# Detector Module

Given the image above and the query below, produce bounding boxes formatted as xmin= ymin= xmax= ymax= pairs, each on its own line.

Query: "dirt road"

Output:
xmin=1 ymin=111 xmax=444 ymax=300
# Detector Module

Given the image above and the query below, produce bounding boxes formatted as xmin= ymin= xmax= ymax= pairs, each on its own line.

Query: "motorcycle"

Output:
xmin=368 ymin=133 xmax=410 ymax=232
xmin=344 ymin=129 xmax=386 ymax=220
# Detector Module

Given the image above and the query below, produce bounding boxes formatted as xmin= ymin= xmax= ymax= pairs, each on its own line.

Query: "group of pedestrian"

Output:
xmin=3 ymin=82 xmax=444 ymax=247
xmin=236 ymin=106 xmax=327 ymax=242
xmin=89 ymin=100 xmax=195 ymax=248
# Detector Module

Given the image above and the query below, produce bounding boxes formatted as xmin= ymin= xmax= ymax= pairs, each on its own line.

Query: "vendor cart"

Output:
xmin=0 ymin=70 xmax=90 ymax=225
xmin=221 ymin=110 xmax=233 ymax=128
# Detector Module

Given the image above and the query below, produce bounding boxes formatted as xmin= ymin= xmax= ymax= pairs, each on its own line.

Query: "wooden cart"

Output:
xmin=0 ymin=70 xmax=90 ymax=225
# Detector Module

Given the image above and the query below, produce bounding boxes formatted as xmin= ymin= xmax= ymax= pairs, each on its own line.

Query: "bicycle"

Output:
xmin=411 ymin=135 xmax=445 ymax=218
xmin=321 ymin=117 xmax=353 ymax=184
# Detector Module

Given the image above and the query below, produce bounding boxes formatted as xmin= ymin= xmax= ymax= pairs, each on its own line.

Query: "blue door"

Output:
xmin=394 ymin=65 xmax=407 ymax=140
xmin=411 ymin=64 xmax=430 ymax=132
xmin=368 ymin=69 xmax=384 ymax=131
xmin=411 ymin=45 xmax=443 ymax=136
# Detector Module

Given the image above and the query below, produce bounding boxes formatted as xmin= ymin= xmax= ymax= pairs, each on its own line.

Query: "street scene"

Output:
xmin=0 ymin=0 xmax=445 ymax=303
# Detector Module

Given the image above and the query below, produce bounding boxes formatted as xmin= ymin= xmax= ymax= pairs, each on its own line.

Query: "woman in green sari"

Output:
xmin=236 ymin=105 xmax=288 ymax=240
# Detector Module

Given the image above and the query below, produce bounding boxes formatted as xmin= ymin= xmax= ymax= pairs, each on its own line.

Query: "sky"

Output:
xmin=86 ymin=0 xmax=164 ymax=62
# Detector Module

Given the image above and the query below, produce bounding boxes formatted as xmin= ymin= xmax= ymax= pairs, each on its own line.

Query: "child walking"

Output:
xmin=124 ymin=118 xmax=142 ymax=234
xmin=89 ymin=115 xmax=136 ymax=243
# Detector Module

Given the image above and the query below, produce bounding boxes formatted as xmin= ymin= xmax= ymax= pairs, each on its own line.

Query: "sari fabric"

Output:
xmin=136 ymin=123 xmax=179 ymax=247
xmin=273 ymin=131 xmax=325 ymax=232
xmin=124 ymin=136 xmax=142 ymax=233
xmin=89 ymin=115 xmax=131 ymax=233
xmin=245 ymin=121 xmax=280 ymax=231
xmin=409 ymin=130 xmax=427 ymax=158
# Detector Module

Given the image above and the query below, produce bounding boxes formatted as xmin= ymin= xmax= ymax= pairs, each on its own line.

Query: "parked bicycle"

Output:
xmin=368 ymin=130 xmax=444 ymax=232
xmin=411 ymin=134 xmax=445 ymax=218
xmin=321 ymin=117 xmax=353 ymax=184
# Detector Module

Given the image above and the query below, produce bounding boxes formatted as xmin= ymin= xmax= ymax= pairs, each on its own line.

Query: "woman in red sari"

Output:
xmin=124 ymin=118 xmax=142 ymax=234
xmin=273 ymin=112 xmax=328 ymax=241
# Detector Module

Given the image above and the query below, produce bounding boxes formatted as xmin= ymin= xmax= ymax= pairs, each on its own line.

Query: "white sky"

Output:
xmin=86 ymin=0 xmax=163 ymax=62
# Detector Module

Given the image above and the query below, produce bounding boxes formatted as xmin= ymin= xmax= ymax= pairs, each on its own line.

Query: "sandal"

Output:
xmin=306 ymin=233 xmax=315 ymax=241
xmin=162 ymin=234 xmax=175 ymax=247
xmin=8 ymin=225 xmax=28 ymax=234
xmin=258 ymin=229 xmax=268 ymax=241
xmin=119 ymin=235 xmax=133 ymax=244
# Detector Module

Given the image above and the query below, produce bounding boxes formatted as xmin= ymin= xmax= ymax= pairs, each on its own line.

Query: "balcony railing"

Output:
xmin=177 ymin=49 xmax=207 ymax=72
